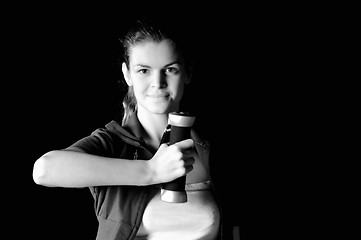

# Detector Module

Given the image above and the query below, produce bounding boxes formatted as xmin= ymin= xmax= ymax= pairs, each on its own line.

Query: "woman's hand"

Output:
xmin=147 ymin=138 xmax=196 ymax=184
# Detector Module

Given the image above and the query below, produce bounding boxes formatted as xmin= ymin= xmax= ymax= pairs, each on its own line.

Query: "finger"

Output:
xmin=158 ymin=143 xmax=169 ymax=151
xmin=183 ymin=157 xmax=195 ymax=167
xmin=172 ymin=139 xmax=194 ymax=149
xmin=182 ymin=148 xmax=197 ymax=158
xmin=184 ymin=164 xmax=194 ymax=175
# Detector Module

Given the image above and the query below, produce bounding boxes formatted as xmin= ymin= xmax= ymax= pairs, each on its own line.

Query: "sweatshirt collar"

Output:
xmin=105 ymin=112 xmax=143 ymax=143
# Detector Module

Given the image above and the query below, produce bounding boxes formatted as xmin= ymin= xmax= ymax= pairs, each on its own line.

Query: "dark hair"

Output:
xmin=119 ymin=18 xmax=194 ymax=125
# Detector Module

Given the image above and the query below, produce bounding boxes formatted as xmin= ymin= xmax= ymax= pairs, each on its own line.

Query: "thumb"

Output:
xmin=158 ymin=142 xmax=169 ymax=151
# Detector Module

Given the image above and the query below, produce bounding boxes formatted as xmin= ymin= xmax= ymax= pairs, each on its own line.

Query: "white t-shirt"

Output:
xmin=135 ymin=181 xmax=220 ymax=240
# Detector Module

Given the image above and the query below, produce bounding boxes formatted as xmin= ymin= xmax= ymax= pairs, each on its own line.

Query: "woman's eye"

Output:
xmin=138 ymin=69 xmax=149 ymax=74
xmin=165 ymin=67 xmax=179 ymax=74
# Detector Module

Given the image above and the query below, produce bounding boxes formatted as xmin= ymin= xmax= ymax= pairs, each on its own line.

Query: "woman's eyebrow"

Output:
xmin=134 ymin=61 xmax=182 ymax=68
xmin=133 ymin=64 xmax=150 ymax=68
xmin=164 ymin=61 xmax=181 ymax=68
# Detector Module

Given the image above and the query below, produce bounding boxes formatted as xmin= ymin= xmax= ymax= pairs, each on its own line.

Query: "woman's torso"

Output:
xmin=135 ymin=151 xmax=220 ymax=240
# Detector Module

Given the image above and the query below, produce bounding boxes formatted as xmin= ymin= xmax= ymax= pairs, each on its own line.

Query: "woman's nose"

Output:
xmin=151 ymin=71 xmax=167 ymax=88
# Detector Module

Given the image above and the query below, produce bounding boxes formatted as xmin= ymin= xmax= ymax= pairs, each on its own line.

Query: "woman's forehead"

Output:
xmin=129 ymin=40 xmax=182 ymax=66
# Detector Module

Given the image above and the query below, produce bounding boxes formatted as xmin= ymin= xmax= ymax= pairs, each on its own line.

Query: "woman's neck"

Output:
xmin=137 ymin=110 xmax=169 ymax=151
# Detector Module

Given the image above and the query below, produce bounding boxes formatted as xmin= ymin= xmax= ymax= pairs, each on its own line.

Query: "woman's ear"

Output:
xmin=185 ymin=62 xmax=194 ymax=84
xmin=185 ymin=76 xmax=191 ymax=85
xmin=185 ymin=70 xmax=192 ymax=84
xmin=122 ymin=62 xmax=132 ymax=86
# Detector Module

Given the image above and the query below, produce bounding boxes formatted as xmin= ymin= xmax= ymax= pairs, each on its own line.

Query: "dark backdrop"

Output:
xmin=4 ymin=5 xmax=312 ymax=240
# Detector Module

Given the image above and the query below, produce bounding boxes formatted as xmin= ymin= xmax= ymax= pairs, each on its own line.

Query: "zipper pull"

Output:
xmin=133 ymin=149 xmax=138 ymax=160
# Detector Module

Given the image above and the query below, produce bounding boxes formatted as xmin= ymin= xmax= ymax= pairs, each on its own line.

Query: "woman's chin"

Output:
xmin=143 ymin=105 xmax=172 ymax=115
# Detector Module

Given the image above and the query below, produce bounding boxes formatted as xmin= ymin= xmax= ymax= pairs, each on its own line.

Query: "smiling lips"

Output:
xmin=148 ymin=93 xmax=169 ymax=99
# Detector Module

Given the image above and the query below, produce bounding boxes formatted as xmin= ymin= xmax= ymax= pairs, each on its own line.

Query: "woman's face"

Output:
xmin=123 ymin=39 xmax=189 ymax=115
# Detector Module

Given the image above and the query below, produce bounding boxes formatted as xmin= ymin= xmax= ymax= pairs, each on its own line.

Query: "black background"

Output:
xmin=3 ymin=3 xmax=318 ymax=240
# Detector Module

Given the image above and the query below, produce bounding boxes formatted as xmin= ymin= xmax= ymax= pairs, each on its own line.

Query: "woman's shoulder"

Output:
xmin=104 ymin=120 xmax=140 ymax=142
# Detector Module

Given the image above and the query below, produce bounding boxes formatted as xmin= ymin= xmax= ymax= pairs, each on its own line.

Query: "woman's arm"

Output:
xmin=32 ymin=139 xmax=196 ymax=188
xmin=33 ymin=149 xmax=152 ymax=188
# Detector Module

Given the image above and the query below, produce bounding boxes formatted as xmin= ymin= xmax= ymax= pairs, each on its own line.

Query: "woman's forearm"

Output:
xmin=32 ymin=150 xmax=151 ymax=188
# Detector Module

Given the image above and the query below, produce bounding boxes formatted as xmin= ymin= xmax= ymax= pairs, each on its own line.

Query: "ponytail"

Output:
xmin=121 ymin=86 xmax=137 ymax=125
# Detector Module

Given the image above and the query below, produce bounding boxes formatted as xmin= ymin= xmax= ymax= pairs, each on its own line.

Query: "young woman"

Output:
xmin=32 ymin=18 xmax=223 ymax=240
